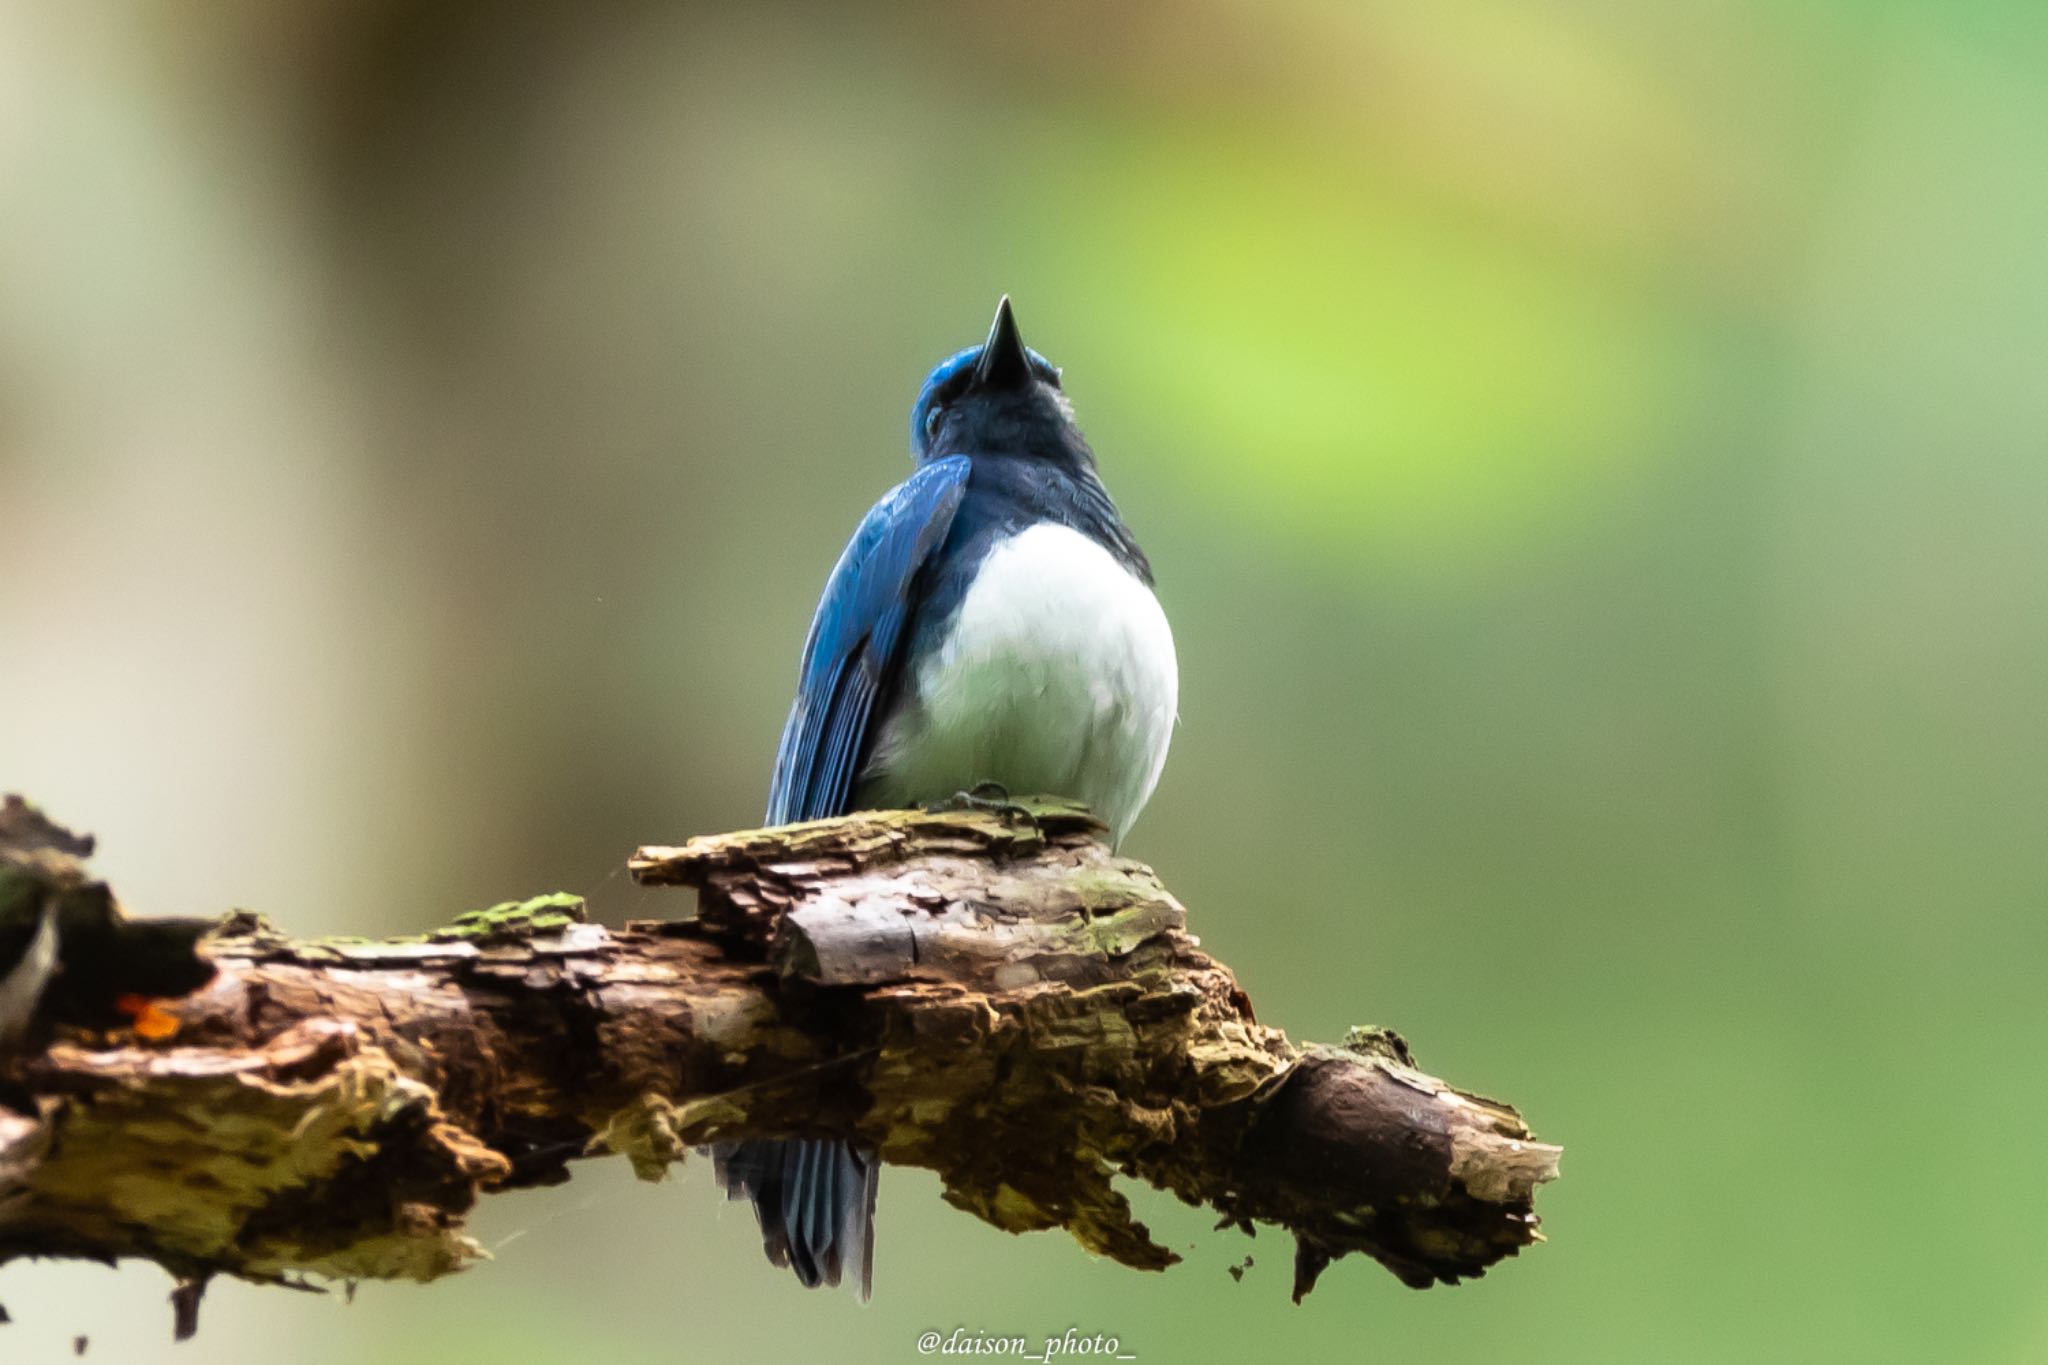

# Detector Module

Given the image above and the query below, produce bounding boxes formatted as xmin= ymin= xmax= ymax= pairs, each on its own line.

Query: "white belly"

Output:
xmin=859 ymin=522 xmax=1178 ymax=844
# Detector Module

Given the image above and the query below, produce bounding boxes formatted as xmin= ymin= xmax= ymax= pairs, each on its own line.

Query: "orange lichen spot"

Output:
xmin=114 ymin=993 xmax=182 ymax=1042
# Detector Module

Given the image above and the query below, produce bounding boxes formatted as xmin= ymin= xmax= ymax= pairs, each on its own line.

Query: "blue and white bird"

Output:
xmin=714 ymin=297 xmax=1178 ymax=1299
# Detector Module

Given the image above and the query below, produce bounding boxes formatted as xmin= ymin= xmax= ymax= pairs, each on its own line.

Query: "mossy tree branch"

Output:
xmin=0 ymin=794 xmax=1558 ymax=1332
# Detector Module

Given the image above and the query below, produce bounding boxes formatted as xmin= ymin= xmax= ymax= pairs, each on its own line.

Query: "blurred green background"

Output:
xmin=3 ymin=1 xmax=2045 ymax=1361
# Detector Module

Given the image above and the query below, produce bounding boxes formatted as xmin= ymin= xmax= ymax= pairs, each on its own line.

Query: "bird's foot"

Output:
xmin=925 ymin=781 xmax=1039 ymax=829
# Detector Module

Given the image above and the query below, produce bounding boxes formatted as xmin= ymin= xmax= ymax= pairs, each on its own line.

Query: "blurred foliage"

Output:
xmin=2 ymin=1 xmax=2045 ymax=1362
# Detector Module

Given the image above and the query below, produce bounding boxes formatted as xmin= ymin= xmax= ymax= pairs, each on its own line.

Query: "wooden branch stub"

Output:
xmin=0 ymin=795 xmax=1559 ymax=1323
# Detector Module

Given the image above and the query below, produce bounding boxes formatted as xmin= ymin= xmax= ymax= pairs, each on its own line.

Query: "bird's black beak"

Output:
xmin=971 ymin=295 xmax=1034 ymax=391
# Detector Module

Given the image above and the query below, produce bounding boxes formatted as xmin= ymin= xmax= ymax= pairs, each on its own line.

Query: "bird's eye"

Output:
xmin=923 ymin=406 xmax=944 ymax=441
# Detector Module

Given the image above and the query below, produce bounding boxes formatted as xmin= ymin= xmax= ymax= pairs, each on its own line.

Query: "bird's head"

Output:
xmin=910 ymin=297 xmax=1092 ymax=466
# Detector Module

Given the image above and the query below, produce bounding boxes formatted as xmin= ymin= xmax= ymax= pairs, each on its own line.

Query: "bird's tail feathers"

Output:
xmin=713 ymin=1137 xmax=878 ymax=1301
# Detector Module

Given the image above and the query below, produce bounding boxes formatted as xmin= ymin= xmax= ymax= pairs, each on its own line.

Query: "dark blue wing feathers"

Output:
xmin=726 ymin=456 xmax=968 ymax=1301
xmin=766 ymin=455 xmax=970 ymax=825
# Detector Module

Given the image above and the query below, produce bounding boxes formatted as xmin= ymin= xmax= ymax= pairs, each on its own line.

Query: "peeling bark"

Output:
xmin=0 ymin=794 xmax=1558 ymax=1323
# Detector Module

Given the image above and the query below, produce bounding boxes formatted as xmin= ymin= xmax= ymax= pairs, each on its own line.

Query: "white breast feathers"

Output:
xmin=860 ymin=522 xmax=1178 ymax=844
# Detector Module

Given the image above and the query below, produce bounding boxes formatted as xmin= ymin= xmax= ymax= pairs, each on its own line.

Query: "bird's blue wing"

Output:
xmin=766 ymin=455 xmax=970 ymax=824
xmin=731 ymin=458 xmax=966 ymax=1300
